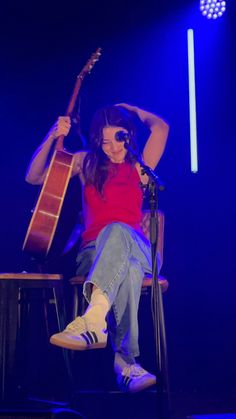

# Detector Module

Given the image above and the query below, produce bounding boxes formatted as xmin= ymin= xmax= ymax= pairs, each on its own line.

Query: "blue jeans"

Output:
xmin=76 ymin=222 xmax=159 ymax=364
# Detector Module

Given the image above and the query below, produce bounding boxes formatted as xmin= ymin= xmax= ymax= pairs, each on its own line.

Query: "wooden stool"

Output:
xmin=0 ymin=272 xmax=66 ymax=403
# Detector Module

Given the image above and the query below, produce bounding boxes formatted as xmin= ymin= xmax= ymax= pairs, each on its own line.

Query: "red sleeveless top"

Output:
xmin=82 ymin=162 xmax=143 ymax=243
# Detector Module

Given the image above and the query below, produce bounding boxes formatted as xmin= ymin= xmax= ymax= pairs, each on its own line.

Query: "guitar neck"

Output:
xmin=55 ymin=70 xmax=84 ymax=152
xmin=55 ymin=135 xmax=65 ymax=151
xmin=55 ymin=48 xmax=101 ymax=153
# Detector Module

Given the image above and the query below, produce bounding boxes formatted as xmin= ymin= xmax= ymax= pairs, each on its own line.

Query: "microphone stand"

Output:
xmin=124 ymin=142 xmax=170 ymax=417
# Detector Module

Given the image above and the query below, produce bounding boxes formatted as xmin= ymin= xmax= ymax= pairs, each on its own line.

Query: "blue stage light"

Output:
xmin=200 ymin=0 xmax=226 ymax=19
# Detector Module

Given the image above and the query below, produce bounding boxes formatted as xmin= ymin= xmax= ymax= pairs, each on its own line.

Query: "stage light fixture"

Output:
xmin=199 ymin=0 xmax=226 ymax=19
xmin=187 ymin=29 xmax=198 ymax=173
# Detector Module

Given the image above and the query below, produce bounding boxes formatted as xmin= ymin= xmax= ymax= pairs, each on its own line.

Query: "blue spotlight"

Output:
xmin=200 ymin=0 xmax=226 ymax=19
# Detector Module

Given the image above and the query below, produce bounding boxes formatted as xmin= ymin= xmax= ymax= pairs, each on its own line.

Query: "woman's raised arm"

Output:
xmin=116 ymin=103 xmax=169 ymax=170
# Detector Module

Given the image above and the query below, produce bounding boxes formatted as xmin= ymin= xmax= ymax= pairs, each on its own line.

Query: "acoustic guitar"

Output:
xmin=23 ymin=48 xmax=101 ymax=257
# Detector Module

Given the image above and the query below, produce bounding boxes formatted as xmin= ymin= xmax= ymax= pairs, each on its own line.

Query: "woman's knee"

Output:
xmin=97 ymin=222 xmax=131 ymax=244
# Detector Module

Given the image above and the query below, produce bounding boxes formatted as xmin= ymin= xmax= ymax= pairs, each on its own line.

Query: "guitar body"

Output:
xmin=23 ymin=150 xmax=74 ymax=256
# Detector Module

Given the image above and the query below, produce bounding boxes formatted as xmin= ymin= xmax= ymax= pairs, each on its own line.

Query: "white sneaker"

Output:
xmin=50 ymin=316 xmax=108 ymax=350
xmin=116 ymin=363 xmax=156 ymax=393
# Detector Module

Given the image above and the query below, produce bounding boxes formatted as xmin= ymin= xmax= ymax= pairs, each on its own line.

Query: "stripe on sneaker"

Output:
xmin=81 ymin=333 xmax=91 ymax=345
xmin=80 ymin=331 xmax=98 ymax=345
xmin=90 ymin=331 xmax=98 ymax=343
xmin=86 ymin=331 xmax=96 ymax=344
xmin=121 ymin=375 xmax=132 ymax=390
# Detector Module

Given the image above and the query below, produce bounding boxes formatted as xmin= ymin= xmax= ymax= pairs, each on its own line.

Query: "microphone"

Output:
xmin=115 ymin=130 xmax=129 ymax=143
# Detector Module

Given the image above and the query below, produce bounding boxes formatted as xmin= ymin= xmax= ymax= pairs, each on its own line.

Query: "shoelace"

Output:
xmin=66 ymin=317 xmax=86 ymax=334
xmin=122 ymin=364 xmax=147 ymax=378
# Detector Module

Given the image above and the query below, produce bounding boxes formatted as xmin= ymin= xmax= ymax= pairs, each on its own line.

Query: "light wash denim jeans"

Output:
xmin=76 ymin=222 xmax=159 ymax=364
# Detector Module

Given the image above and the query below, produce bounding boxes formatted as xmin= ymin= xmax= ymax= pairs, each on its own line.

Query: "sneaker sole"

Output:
xmin=50 ymin=335 xmax=107 ymax=351
xmin=118 ymin=373 xmax=157 ymax=393
xmin=128 ymin=376 xmax=157 ymax=393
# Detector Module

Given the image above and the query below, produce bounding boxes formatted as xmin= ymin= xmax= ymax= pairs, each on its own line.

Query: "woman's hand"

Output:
xmin=115 ymin=103 xmax=154 ymax=126
xmin=49 ymin=116 xmax=71 ymax=140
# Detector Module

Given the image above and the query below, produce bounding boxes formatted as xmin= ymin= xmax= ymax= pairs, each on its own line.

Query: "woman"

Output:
xmin=26 ymin=103 xmax=169 ymax=393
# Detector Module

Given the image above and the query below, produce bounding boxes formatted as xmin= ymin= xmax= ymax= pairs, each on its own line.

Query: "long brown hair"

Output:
xmin=83 ymin=105 xmax=139 ymax=193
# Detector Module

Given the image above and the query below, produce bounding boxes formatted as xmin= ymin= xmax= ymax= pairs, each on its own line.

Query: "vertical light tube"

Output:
xmin=187 ymin=28 xmax=198 ymax=173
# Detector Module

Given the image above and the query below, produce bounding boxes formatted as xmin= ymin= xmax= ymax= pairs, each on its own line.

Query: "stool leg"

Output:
xmin=42 ymin=288 xmax=50 ymax=338
xmin=18 ymin=289 xmax=30 ymax=332
xmin=0 ymin=281 xmax=19 ymax=402
xmin=0 ymin=280 xmax=7 ymax=402
xmin=53 ymin=284 xmax=67 ymax=332
xmin=53 ymin=284 xmax=73 ymax=381
xmin=72 ymin=285 xmax=87 ymax=319
xmin=72 ymin=286 xmax=79 ymax=320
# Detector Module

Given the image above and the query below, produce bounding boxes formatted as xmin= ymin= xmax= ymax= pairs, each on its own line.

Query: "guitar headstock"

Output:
xmin=78 ymin=48 xmax=102 ymax=80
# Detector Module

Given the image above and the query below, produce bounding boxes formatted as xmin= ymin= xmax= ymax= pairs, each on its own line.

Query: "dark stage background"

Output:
xmin=0 ymin=0 xmax=236 ymax=417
